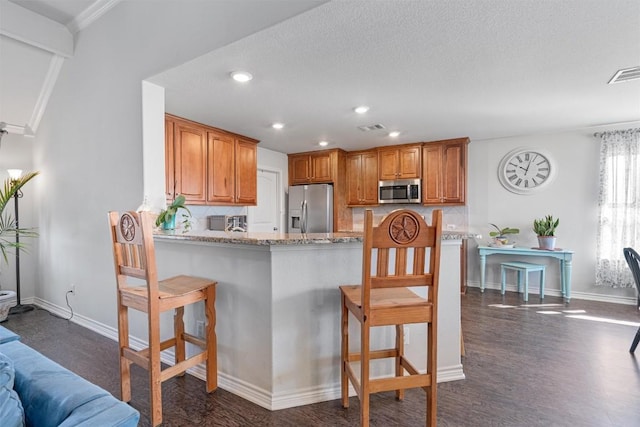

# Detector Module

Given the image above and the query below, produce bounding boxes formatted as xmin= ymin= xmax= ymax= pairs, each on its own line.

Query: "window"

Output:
xmin=596 ymin=128 xmax=640 ymax=287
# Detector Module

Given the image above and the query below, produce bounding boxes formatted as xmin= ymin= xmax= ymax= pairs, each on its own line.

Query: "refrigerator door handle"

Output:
xmin=301 ymin=200 xmax=307 ymax=233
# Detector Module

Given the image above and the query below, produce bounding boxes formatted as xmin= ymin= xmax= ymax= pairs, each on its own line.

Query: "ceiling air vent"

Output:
xmin=608 ymin=66 xmax=640 ymax=84
xmin=358 ymin=123 xmax=386 ymax=132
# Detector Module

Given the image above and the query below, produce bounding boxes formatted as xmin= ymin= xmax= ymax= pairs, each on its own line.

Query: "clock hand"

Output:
xmin=525 ymin=154 xmax=537 ymax=174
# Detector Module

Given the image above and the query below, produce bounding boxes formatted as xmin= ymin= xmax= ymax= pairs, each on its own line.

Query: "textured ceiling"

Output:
xmin=1 ymin=0 xmax=639 ymax=152
xmin=149 ymin=0 xmax=640 ymax=153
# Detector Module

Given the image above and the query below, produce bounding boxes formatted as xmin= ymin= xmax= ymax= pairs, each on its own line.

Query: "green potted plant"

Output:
xmin=0 ymin=171 xmax=39 ymax=262
xmin=489 ymin=223 xmax=519 ymax=246
xmin=533 ymin=214 xmax=559 ymax=250
xmin=155 ymin=194 xmax=191 ymax=231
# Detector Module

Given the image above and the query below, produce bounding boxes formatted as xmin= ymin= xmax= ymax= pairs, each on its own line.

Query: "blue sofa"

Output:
xmin=0 ymin=325 xmax=139 ymax=427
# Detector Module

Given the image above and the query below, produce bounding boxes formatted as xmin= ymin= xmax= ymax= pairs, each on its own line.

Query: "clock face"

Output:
xmin=498 ymin=148 xmax=555 ymax=194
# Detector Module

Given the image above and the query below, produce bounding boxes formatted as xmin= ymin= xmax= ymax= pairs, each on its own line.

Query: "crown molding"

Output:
xmin=0 ymin=1 xmax=73 ymax=57
xmin=67 ymin=0 xmax=123 ymax=34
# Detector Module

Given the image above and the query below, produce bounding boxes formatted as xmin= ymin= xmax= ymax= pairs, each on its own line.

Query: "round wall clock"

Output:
xmin=497 ymin=148 xmax=556 ymax=194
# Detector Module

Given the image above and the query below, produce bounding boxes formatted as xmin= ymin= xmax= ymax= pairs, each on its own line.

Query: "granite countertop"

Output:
xmin=154 ymin=229 xmax=477 ymax=246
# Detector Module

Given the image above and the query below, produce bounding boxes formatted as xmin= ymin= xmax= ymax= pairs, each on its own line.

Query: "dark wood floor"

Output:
xmin=4 ymin=288 xmax=640 ymax=426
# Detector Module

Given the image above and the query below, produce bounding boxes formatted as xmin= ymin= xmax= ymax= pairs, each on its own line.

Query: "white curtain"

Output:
xmin=596 ymin=128 xmax=640 ymax=287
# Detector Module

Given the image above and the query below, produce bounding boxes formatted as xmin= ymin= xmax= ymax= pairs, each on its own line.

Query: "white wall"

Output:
xmin=466 ymin=125 xmax=640 ymax=302
xmin=10 ymin=0 xmax=637 ymax=344
xmin=0 ymin=133 xmax=37 ymax=299
xmin=29 ymin=0 xmax=326 ymax=328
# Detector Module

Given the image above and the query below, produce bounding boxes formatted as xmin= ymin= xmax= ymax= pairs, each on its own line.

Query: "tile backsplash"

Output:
xmin=185 ymin=204 xmax=468 ymax=233
xmin=350 ymin=205 xmax=469 ymax=231
xmin=186 ymin=205 xmax=248 ymax=231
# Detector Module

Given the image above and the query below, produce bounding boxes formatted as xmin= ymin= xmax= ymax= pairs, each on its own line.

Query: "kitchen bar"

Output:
xmin=153 ymin=229 xmax=467 ymax=410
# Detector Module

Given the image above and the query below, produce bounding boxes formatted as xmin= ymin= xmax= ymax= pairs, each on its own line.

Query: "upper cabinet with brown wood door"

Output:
xmin=165 ymin=114 xmax=258 ymax=206
xmin=166 ymin=115 xmax=207 ymax=204
xmin=207 ymin=133 xmax=258 ymax=205
xmin=206 ymin=130 xmax=236 ymax=204
xmin=422 ymin=137 xmax=469 ymax=205
xmin=234 ymin=136 xmax=258 ymax=205
xmin=346 ymin=150 xmax=379 ymax=206
xmin=165 ymin=118 xmax=175 ymax=201
xmin=288 ymin=149 xmax=340 ymax=185
xmin=377 ymin=143 xmax=422 ymax=180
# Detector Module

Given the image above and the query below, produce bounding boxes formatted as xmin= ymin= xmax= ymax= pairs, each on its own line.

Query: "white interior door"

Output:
xmin=248 ymin=167 xmax=282 ymax=232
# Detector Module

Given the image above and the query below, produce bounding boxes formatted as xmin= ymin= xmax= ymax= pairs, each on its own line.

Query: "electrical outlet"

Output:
xmin=404 ymin=325 xmax=410 ymax=346
xmin=196 ymin=321 xmax=205 ymax=338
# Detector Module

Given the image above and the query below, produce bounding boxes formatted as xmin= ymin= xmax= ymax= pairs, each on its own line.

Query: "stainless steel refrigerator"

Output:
xmin=288 ymin=184 xmax=333 ymax=233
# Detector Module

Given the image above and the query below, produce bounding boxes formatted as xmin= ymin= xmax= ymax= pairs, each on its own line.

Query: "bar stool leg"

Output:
xmin=540 ymin=268 xmax=546 ymax=299
xmin=523 ymin=270 xmax=529 ymax=302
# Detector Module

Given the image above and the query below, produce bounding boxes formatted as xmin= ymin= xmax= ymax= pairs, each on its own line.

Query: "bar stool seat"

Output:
xmin=501 ymin=261 xmax=546 ymax=302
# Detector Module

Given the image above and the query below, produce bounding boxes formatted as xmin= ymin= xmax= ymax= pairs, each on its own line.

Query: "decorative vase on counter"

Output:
xmin=162 ymin=215 xmax=176 ymax=230
xmin=537 ymin=236 xmax=556 ymax=250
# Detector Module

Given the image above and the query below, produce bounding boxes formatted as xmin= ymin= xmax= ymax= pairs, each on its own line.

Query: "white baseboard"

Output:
xmin=465 ymin=282 xmax=638 ymax=305
xmin=269 ymin=364 xmax=465 ymax=411
xmin=30 ymin=297 xmax=467 ymax=411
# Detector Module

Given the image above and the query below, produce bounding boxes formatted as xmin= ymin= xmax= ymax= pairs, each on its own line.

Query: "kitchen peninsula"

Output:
xmin=153 ymin=229 xmax=466 ymax=410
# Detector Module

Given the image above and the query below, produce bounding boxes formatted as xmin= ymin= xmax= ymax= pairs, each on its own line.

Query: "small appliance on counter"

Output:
xmin=207 ymin=215 xmax=247 ymax=232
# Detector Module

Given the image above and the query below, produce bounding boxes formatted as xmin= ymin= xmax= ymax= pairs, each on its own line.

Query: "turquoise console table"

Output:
xmin=478 ymin=246 xmax=574 ymax=302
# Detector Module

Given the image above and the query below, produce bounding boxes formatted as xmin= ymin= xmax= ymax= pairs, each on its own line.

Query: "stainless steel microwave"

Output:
xmin=378 ymin=179 xmax=421 ymax=204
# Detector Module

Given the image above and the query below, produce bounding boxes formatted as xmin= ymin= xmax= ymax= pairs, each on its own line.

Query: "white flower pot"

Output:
xmin=537 ymin=236 xmax=556 ymax=250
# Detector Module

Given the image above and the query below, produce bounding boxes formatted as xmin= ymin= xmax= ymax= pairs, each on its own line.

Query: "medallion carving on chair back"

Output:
xmin=119 ymin=213 xmax=137 ymax=242
xmin=389 ymin=212 xmax=419 ymax=244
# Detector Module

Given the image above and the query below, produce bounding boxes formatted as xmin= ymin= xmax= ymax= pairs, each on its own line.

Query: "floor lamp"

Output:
xmin=8 ymin=169 xmax=33 ymax=314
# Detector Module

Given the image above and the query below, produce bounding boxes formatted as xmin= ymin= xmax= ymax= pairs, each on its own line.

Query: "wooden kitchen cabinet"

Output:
xmin=289 ymin=155 xmax=310 ymax=185
xmin=165 ymin=118 xmax=175 ymax=201
xmin=287 ymin=148 xmax=352 ymax=232
xmin=378 ymin=144 xmax=422 ymax=180
xmin=288 ymin=149 xmax=338 ymax=185
xmin=207 ymin=130 xmax=236 ymax=204
xmin=165 ymin=114 xmax=258 ymax=206
xmin=166 ymin=116 xmax=207 ymax=204
xmin=234 ymin=137 xmax=258 ymax=205
xmin=346 ymin=150 xmax=379 ymax=206
xmin=422 ymin=137 xmax=469 ymax=205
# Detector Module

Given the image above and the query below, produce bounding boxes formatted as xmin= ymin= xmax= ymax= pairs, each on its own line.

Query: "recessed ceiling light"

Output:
xmin=354 ymin=106 xmax=369 ymax=114
xmin=388 ymin=131 xmax=401 ymax=137
xmin=318 ymin=141 xmax=329 ymax=147
xmin=272 ymin=123 xmax=284 ymax=129
xmin=230 ymin=71 xmax=253 ymax=82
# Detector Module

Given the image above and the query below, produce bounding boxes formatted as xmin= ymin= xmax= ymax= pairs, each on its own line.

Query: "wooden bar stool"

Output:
xmin=500 ymin=261 xmax=546 ymax=302
xmin=340 ymin=209 xmax=442 ymax=427
xmin=108 ymin=211 xmax=217 ymax=426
